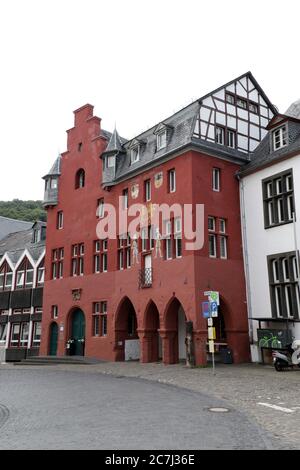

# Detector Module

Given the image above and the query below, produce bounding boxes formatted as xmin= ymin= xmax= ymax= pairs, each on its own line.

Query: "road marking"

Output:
xmin=258 ymin=402 xmax=295 ymax=413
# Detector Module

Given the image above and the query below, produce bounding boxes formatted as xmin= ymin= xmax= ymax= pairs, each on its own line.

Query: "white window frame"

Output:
xmin=157 ymin=130 xmax=167 ymax=150
xmin=212 ymin=168 xmax=220 ymax=192
xmin=145 ymin=179 xmax=151 ymax=202
xmin=208 ymin=216 xmax=216 ymax=232
xmin=107 ymin=156 xmax=115 ymax=168
xmin=272 ymin=125 xmax=287 ymax=151
xmin=57 ymin=211 xmax=64 ymax=229
xmin=209 ymin=234 xmax=217 ymax=258
xmin=169 ymin=169 xmax=176 ymax=193
xmin=130 ymin=146 xmax=140 ymax=164
xmin=220 ymin=236 xmax=227 ymax=259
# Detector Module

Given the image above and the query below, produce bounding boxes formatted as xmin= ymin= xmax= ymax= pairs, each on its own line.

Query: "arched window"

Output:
xmin=16 ymin=258 xmax=34 ymax=289
xmin=75 ymin=169 xmax=85 ymax=189
xmin=0 ymin=262 xmax=12 ymax=291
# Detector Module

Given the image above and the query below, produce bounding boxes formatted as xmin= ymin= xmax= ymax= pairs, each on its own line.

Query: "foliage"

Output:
xmin=0 ymin=199 xmax=46 ymax=222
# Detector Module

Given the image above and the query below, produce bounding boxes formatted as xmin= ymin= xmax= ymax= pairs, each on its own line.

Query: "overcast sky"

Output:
xmin=1 ymin=0 xmax=300 ymax=200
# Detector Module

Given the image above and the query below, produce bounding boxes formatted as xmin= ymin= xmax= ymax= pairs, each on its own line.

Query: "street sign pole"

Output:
xmin=205 ymin=291 xmax=219 ymax=376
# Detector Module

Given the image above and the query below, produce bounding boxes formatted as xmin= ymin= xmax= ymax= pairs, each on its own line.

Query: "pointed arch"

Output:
xmin=114 ymin=296 xmax=139 ymax=361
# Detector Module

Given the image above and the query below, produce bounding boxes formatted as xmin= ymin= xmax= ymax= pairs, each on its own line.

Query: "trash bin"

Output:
xmin=220 ymin=347 xmax=233 ymax=364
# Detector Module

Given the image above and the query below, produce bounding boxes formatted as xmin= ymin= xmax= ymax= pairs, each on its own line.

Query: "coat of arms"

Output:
xmin=154 ymin=172 xmax=163 ymax=188
xmin=131 ymin=184 xmax=139 ymax=199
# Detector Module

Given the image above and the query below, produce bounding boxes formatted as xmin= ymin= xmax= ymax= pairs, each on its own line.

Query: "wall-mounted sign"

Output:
xmin=131 ymin=184 xmax=139 ymax=199
xmin=257 ymin=329 xmax=293 ymax=350
xmin=154 ymin=172 xmax=163 ymax=188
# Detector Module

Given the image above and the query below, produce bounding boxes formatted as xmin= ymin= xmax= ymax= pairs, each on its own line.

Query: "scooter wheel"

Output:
xmin=274 ymin=361 xmax=284 ymax=372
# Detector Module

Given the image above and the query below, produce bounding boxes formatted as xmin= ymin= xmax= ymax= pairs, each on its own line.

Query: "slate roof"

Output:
xmin=239 ymin=99 xmax=300 ymax=177
xmin=0 ymin=226 xmax=45 ymax=265
xmin=104 ymin=128 xmax=124 ymax=154
xmin=43 ymin=154 xmax=61 ymax=179
xmin=286 ymin=99 xmax=300 ymax=119
xmin=0 ymin=216 xmax=33 ymax=242
xmin=102 ymin=71 xmax=276 ymax=184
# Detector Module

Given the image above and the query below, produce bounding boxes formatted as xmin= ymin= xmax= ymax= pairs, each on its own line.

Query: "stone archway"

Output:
xmin=114 ymin=297 xmax=140 ymax=361
xmin=162 ymin=297 xmax=187 ymax=365
xmin=139 ymin=301 xmax=162 ymax=363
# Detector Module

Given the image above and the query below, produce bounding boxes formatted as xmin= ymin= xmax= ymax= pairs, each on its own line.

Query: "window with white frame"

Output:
xmin=174 ymin=217 xmax=182 ymax=258
xmin=209 ymin=234 xmax=217 ymax=258
xmin=164 ymin=220 xmax=172 ymax=260
xmin=0 ymin=262 xmax=12 ymax=291
xmin=157 ymin=130 xmax=167 ymax=150
xmin=92 ymin=301 xmax=108 ymax=337
xmin=272 ymin=125 xmax=287 ymax=151
xmin=0 ymin=323 xmax=7 ymax=343
xmin=212 ymin=168 xmax=220 ymax=191
xmin=131 ymin=146 xmax=140 ymax=164
xmin=268 ymin=251 xmax=300 ymax=319
xmin=216 ymin=126 xmax=225 ymax=145
xmin=32 ymin=322 xmax=41 ymax=346
xmin=57 ymin=211 xmax=64 ymax=229
xmin=208 ymin=216 xmax=216 ymax=232
xmin=263 ymin=169 xmax=295 ymax=228
xmin=97 ymin=198 xmax=104 ymax=218
xmin=37 ymin=259 xmax=45 ymax=286
xmin=52 ymin=305 xmax=58 ymax=319
xmin=122 ymin=189 xmax=128 ymax=210
xmin=168 ymin=169 xmax=176 ymax=193
xmin=15 ymin=259 xmax=33 ymax=289
xmin=107 ymin=156 xmax=115 ymax=168
xmin=145 ymin=179 xmax=151 ymax=202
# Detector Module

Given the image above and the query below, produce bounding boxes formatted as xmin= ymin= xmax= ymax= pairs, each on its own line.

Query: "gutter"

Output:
xmin=237 ymin=175 xmax=254 ymax=344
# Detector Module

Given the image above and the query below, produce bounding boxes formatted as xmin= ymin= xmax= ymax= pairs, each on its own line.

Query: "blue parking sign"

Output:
xmin=210 ymin=301 xmax=218 ymax=317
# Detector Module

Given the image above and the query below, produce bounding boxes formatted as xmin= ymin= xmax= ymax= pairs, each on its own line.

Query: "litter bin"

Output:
xmin=220 ymin=347 xmax=233 ymax=364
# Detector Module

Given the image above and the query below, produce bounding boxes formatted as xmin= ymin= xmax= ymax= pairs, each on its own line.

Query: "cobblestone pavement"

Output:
xmin=1 ymin=361 xmax=300 ymax=449
xmin=0 ymin=367 xmax=274 ymax=450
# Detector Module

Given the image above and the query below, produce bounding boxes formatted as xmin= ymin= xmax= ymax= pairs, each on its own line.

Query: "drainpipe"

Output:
xmin=293 ymin=213 xmax=300 ymax=309
xmin=238 ymin=176 xmax=254 ymax=344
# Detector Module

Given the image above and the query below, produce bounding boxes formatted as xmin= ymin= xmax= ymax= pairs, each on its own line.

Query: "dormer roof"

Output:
xmin=153 ymin=122 xmax=173 ymax=135
xmin=43 ymin=154 xmax=61 ymax=179
xmin=103 ymin=128 xmax=124 ymax=154
xmin=266 ymin=113 xmax=300 ymax=130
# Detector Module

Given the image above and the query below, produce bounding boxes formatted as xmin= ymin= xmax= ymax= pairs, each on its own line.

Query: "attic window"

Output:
xmin=131 ymin=146 xmax=140 ymax=164
xmin=272 ymin=125 xmax=287 ymax=151
xmin=107 ymin=156 xmax=115 ymax=168
xmin=157 ymin=130 xmax=167 ymax=151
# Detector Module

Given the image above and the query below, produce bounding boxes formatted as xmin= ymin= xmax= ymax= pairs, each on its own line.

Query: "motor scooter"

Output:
xmin=272 ymin=340 xmax=300 ymax=372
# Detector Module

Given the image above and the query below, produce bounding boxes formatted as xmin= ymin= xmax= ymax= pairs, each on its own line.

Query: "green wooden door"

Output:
xmin=49 ymin=323 xmax=58 ymax=356
xmin=71 ymin=309 xmax=85 ymax=356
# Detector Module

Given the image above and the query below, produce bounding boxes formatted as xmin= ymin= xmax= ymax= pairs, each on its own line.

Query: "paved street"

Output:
xmin=0 ymin=362 xmax=299 ymax=449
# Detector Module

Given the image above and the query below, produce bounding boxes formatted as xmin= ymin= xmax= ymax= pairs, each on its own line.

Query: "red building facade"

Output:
xmin=40 ymin=72 xmax=276 ymax=365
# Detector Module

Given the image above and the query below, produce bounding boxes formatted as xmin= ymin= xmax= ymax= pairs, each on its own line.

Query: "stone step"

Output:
xmin=15 ymin=356 xmax=103 ymax=366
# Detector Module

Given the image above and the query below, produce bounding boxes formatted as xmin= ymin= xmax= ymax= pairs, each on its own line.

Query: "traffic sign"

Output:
xmin=209 ymin=340 xmax=215 ymax=353
xmin=209 ymin=291 xmax=220 ymax=305
xmin=208 ymin=327 xmax=216 ymax=340
xmin=202 ymin=301 xmax=210 ymax=318
xmin=210 ymin=301 xmax=218 ymax=318
xmin=207 ymin=317 xmax=213 ymax=327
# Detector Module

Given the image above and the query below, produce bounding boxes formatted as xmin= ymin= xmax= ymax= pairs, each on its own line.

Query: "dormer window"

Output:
xmin=157 ymin=130 xmax=167 ymax=151
xmin=272 ymin=125 xmax=287 ymax=151
xmin=107 ymin=156 xmax=115 ymax=168
xmin=130 ymin=146 xmax=140 ymax=164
